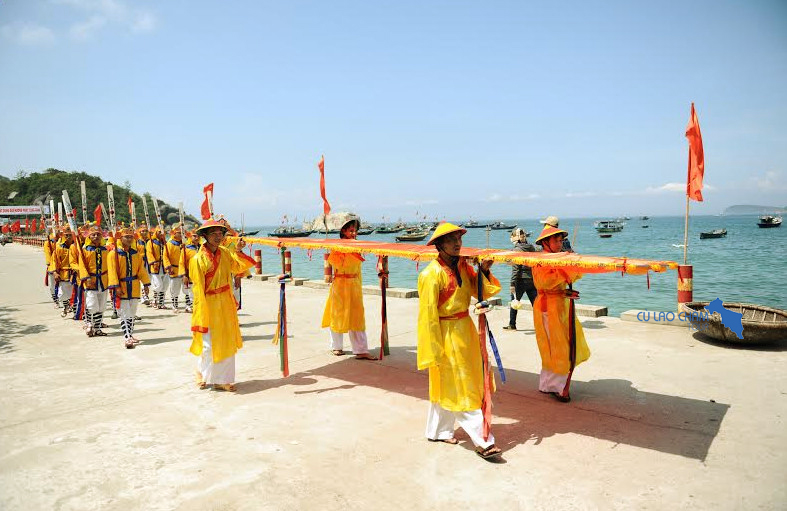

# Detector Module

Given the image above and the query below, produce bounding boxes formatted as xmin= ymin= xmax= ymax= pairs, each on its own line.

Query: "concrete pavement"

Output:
xmin=1 ymin=242 xmax=785 ymax=510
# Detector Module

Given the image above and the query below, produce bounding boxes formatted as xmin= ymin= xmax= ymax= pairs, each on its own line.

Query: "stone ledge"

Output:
xmin=362 ymin=285 xmax=419 ymax=298
xmin=249 ymin=274 xmax=276 ymax=282
xmin=620 ymin=309 xmax=691 ymax=328
xmin=509 ymin=302 xmax=608 ymax=317
xmin=302 ymin=280 xmax=331 ymax=290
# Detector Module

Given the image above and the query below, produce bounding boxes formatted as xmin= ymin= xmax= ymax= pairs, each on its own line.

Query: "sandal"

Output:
xmin=125 ymin=339 xmax=135 ymax=349
xmin=195 ymin=370 xmax=207 ymax=390
xmin=214 ymin=383 xmax=236 ymax=392
xmin=428 ymin=437 xmax=458 ymax=445
xmin=93 ymin=330 xmax=108 ymax=337
xmin=354 ymin=353 xmax=376 ymax=360
xmin=502 ymin=324 xmax=517 ymax=330
xmin=475 ymin=444 xmax=503 ymax=460
xmin=331 ymin=349 xmax=344 ymax=356
xmin=550 ymin=392 xmax=571 ymax=403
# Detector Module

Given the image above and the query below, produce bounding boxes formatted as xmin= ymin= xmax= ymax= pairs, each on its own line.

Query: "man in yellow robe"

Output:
xmin=163 ymin=224 xmax=184 ymax=312
xmin=44 ymin=226 xmax=59 ymax=307
xmin=178 ymin=227 xmax=200 ymax=313
xmin=136 ymin=223 xmax=151 ymax=305
xmin=189 ymin=219 xmax=255 ymax=392
xmin=532 ymin=226 xmax=590 ymax=403
xmin=78 ymin=224 xmax=110 ymax=337
xmin=321 ymin=216 xmax=374 ymax=359
xmin=146 ymin=226 xmax=168 ymax=309
xmin=108 ymin=227 xmax=151 ymax=349
xmin=417 ymin=222 xmax=502 ymax=459
xmin=48 ymin=227 xmax=74 ymax=317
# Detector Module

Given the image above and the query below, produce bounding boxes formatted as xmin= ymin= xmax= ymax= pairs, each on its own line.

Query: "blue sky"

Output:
xmin=1 ymin=0 xmax=786 ymax=225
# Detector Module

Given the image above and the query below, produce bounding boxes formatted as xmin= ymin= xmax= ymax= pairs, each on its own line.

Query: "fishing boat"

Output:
xmin=594 ymin=220 xmax=624 ymax=233
xmin=237 ymin=230 xmax=259 ymax=237
xmin=269 ymin=226 xmax=312 ymax=238
xmin=489 ymin=221 xmax=517 ymax=230
xmin=395 ymin=230 xmax=429 ymax=242
xmin=599 ymin=233 xmax=613 ymax=238
xmin=757 ymin=215 xmax=782 ymax=228
xmin=356 ymin=228 xmax=374 ymax=236
xmin=700 ymin=229 xmax=727 ymax=239
xmin=462 ymin=220 xmax=487 ymax=228
xmin=640 ymin=216 xmax=650 ymax=220
xmin=375 ymin=224 xmax=404 ymax=234
xmin=641 ymin=225 xmax=650 ymax=228
xmin=681 ymin=302 xmax=787 ymax=344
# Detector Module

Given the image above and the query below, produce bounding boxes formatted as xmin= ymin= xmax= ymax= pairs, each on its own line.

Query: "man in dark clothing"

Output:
xmin=503 ymin=228 xmax=538 ymax=330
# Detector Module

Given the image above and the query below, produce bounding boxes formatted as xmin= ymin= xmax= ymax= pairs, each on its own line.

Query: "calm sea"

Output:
xmin=245 ymin=215 xmax=786 ymax=316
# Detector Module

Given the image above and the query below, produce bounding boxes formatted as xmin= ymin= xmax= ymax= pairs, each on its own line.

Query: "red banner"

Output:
xmin=94 ymin=205 xmax=102 ymax=227
xmin=201 ymin=183 xmax=214 ymax=220
xmin=685 ymin=102 xmax=705 ymax=202
xmin=318 ymin=155 xmax=330 ymax=216
xmin=11 ymin=220 xmax=21 ymax=232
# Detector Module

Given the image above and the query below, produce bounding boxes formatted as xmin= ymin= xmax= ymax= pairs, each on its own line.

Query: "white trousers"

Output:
xmin=57 ymin=282 xmax=73 ymax=302
xmin=85 ymin=290 xmax=108 ymax=314
xmin=328 ymin=329 xmax=369 ymax=354
xmin=539 ymin=369 xmax=569 ymax=393
xmin=197 ymin=331 xmax=235 ymax=384
xmin=48 ymin=276 xmax=57 ymax=297
xmin=119 ymin=299 xmax=139 ymax=320
xmin=425 ymin=402 xmax=495 ymax=449
xmin=169 ymin=276 xmax=183 ymax=297
xmin=149 ymin=273 xmax=170 ymax=293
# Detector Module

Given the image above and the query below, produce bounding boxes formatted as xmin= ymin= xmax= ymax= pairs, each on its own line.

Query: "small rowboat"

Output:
xmin=680 ymin=302 xmax=787 ymax=344
xmin=599 ymin=234 xmax=613 ymax=238
xmin=395 ymin=230 xmax=429 ymax=242
xmin=700 ymin=228 xmax=727 ymax=239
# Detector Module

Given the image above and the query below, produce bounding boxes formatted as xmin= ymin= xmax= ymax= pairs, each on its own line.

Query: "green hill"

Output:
xmin=0 ymin=168 xmax=200 ymax=227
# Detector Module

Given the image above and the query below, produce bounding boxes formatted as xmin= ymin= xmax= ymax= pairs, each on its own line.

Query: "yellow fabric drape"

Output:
xmin=532 ymin=267 xmax=590 ymax=374
xmin=189 ymin=245 xmax=255 ymax=363
xmin=321 ymin=251 xmax=366 ymax=333
xmin=417 ymin=258 xmax=500 ymax=412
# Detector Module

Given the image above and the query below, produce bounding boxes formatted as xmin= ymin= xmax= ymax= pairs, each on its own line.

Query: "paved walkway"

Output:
xmin=1 ymin=242 xmax=785 ymax=510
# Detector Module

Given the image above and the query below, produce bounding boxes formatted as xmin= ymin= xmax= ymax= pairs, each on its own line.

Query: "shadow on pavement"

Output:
xmin=692 ymin=331 xmax=787 ymax=352
xmin=298 ymin=346 xmax=729 ymax=462
xmin=0 ymin=306 xmax=48 ymax=353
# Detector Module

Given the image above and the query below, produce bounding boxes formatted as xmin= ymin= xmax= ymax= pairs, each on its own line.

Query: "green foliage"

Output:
xmin=0 ymin=168 xmax=200 ymax=227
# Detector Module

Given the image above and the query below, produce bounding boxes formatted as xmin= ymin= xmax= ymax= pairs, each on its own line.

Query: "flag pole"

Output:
xmin=683 ymin=195 xmax=689 ymax=265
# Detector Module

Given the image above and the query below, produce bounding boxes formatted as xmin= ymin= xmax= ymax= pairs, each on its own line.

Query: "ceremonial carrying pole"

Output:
xmin=80 ymin=181 xmax=88 ymax=226
xmin=130 ymin=198 xmax=138 ymax=229
xmin=142 ymin=196 xmax=152 ymax=228
xmin=106 ymin=185 xmax=117 ymax=231
xmin=151 ymin=197 xmax=164 ymax=229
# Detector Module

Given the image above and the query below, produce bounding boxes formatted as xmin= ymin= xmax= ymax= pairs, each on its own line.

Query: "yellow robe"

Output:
xmin=189 ymin=245 xmax=255 ymax=363
xmin=417 ymin=258 xmax=500 ymax=412
xmin=43 ymin=235 xmax=57 ymax=267
xmin=79 ymin=243 xmax=110 ymax=291
xmin=108 ymin=246 xmax=150 ymax=299
xmin=532 ymin=267 xmax=590 ymax=374
xmin=321 ymin=251 xmax=365 ymax=333
xmin=146 ymin=238 xmax=165 ymax=274
xmin=48 ymin=243 xmax=72 ymax=281
xmin=163 ymin=238 xmax=184 ymax=277
xmin=178 ymin=242 xmax=200 ymax=278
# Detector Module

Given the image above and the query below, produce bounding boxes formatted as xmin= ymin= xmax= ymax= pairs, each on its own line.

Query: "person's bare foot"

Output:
xmin=214 ymin=383 xmax=236 ymax=392
xmin=331 ymin=349 xmax=344 ymax=356
xmin=354 ymin=353 xmax=376 ymax=360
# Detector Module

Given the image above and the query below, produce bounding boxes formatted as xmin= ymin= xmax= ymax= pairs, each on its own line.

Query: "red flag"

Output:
xmin=201 ymin=183 xmax=214 ymax=220
xmin=127 ymin=195 xmax=133 ymax=214
xmin=318 ymin=155 xmax=331 ymax=216
xmin=71 ymin=208 xmax=77 ymax=222
xmin=11 ymin=220 xmax=21 ymax=233
xmin=94 ymin=204 xmax=102 ymax=227
xmin=25 ymin=218 xmax=29 ymax=232
xmin=1 ymin=224 xmax=8 ymax=234
xmin=32 ymin=219 xmax=38 ymax=232
xmin=685 ymin=102 xmax=705 ymax=202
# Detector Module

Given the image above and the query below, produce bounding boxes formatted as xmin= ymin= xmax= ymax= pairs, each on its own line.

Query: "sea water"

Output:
xmin=246 ymin=215 xmax=786 ymax=316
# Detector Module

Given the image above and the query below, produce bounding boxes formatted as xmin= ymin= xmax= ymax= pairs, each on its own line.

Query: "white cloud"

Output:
xmin=1 ymin=22 xmax=56 ymax=46
xmin=755 ymin=171 xmax=786 ymax=191
xmin=564 ymin=191 xmax=598 ymax=198
xmin=645 ymin=182 xmax=685 ymax=193
xmin=404 ymin=199 xmax=439 ymax=206
xmin=53 ymin=0 xmax=157 ymax=40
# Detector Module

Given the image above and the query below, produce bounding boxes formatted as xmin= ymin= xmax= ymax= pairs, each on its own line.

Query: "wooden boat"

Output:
xmin=757 ymin=215 xmax=782 ymax=228
xmin=395 ymin=230 xmax=429 ymax=242
xmin=700 ymin=228 xmax=727 ymax=239
xmin=594 ymin=220 xmax=624 ymax=233
xmin=269 ymin=227 xmax=312 ymax=238
xmin=462 ymin=220 xmax=487 ymax=228
xmin=237 ymin=230 xmax=259 ymax=237
xmin=641 ymin=225 xmax=649 ymax=228
xmin=375 ymin=225 xmax=403 ymax=234
xmin=489 ymin=221 xmax=517 ymax=230
xmin=599 ymin=233 xmax=613 ymax=238
xmin=681 ymin=302 xmax=787 ymax=344
xmin=356 ymin=228 xmax=374 ymax=236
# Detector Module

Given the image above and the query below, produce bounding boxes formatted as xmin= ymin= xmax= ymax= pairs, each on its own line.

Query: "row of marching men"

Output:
xmin=42 ymin=219 xmax=247 ymax=349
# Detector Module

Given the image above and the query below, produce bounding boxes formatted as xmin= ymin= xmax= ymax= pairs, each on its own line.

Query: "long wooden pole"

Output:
xmin=683 ymin=195 xmax=689 ymax=265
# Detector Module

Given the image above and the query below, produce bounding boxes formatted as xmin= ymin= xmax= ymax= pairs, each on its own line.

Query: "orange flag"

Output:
xmin=201 ymin=183 xmax=214 ymax=220
xmin=318 ymin=155 xmax=330 ymax=216
xmin=685 ymin=102 xmax=704 ymax=202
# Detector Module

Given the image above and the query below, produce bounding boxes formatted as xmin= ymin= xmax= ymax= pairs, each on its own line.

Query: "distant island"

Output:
xmin=723 ymin=204 xmax=786 ymax=215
